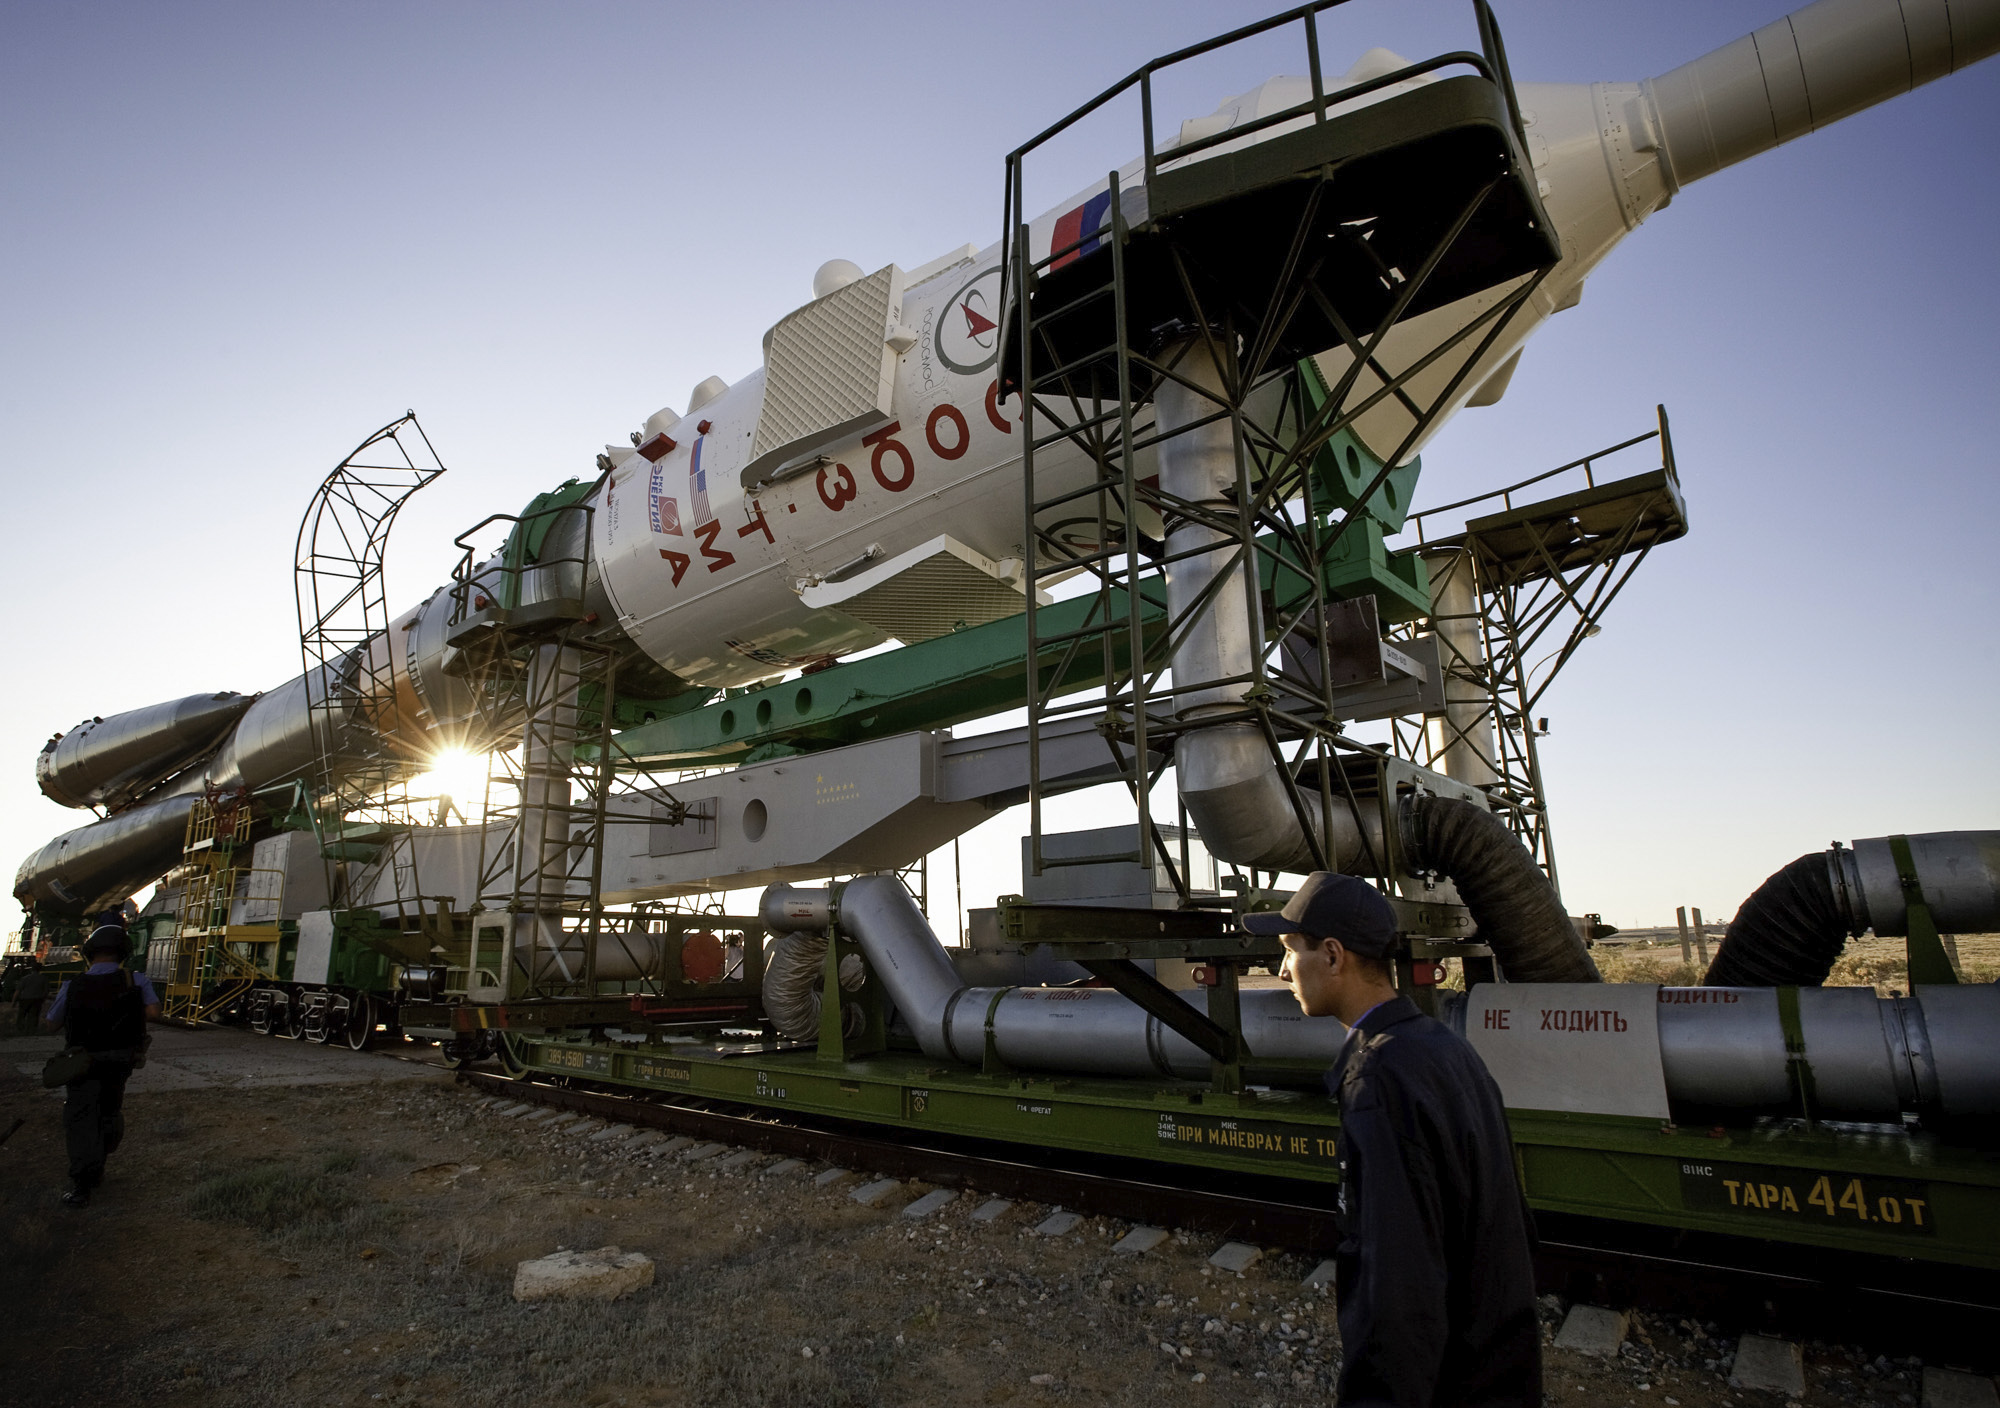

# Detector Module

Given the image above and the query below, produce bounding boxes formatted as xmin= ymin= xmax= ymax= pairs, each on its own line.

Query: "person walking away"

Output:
xmin=14 ymin=959 xmax=49 ymax=1034
xmin=1249 ymin=872 xmax=1542 ymax=1408
xmin=42 ymin=920 xmax=159 ymax=1207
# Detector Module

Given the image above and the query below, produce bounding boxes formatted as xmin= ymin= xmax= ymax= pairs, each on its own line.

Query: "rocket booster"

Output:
xmin=17 ymin=0 xmax=1998 ymax=915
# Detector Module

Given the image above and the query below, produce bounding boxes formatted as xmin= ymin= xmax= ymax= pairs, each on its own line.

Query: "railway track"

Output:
xmin=457 ymin=1067 xmax=2000 ymax=1373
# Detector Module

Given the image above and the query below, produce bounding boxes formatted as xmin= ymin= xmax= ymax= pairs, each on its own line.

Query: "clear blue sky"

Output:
xmin=4 ymin=1 xmax=1995 ymax=930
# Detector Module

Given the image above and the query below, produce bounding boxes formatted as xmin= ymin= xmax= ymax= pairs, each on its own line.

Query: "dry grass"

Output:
xmin=1593 ymin=933 xmax=2000 ymax=993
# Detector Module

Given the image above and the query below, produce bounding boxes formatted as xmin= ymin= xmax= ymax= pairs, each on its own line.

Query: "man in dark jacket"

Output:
xmin=14 ymin=958 xmax=50 ymax=1034
xmin=1248 ymin=872 xmax=1541 ymax=1408
xmin=43 ymin=920 xmax=159 ymax=1207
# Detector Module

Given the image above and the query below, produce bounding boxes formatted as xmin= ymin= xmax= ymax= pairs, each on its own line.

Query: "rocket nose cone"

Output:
xmin=169 ymin=691 xmax=255 ymax=738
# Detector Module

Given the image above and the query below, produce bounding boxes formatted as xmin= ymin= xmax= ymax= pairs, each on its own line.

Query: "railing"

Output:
xmin=1406 ymin=404 xmax=1678 ymax=547
xmin=447 ymin=498 xmax=594 ymax=628
xmin=997 ymin=0 xmax=1525 ymax=340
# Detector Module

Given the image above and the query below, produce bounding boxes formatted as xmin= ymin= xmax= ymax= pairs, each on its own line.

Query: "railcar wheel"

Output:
xmin=249 ymin=994 xmax=274 ymax=1036
xmin=343 ymin=994 xmax=373 ymax=1051
xmin=281 ymin=994 xmax=306 ymax=1040
xmin=497 ymin=1031 xmax=530 ymax=1079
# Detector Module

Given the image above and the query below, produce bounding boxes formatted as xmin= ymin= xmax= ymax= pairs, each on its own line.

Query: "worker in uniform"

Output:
xmin=42 ymin=917 xmax=159 ymax=1207
xmin=1250 ymin=872 xmax=1542 ymax=1408
xmin=14 ymin=957 xmax=50 ymax=1034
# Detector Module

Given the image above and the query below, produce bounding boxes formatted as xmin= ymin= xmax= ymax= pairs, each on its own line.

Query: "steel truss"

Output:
xmin=442 ymin=503 xmax=762 ymax=1012
xmin=1391 ymin=411 xmax=1687 ymax=893
xmin=1000 ymin=0 xmax=1556 ymax=897
xmin=293 ymin=412 xmax=447 ymax=921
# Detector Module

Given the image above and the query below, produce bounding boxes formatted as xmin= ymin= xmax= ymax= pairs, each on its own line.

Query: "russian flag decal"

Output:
xmin=1050 ymin=190 xmax=1114 ymax=271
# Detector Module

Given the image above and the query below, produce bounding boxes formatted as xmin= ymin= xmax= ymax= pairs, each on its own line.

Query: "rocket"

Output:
xmin=16 ymin=0 xmax=1999 ymax=917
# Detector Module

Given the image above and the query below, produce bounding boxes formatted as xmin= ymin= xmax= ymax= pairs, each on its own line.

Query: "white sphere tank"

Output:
xmin=812 ymin=259 xmax=864 ymax=300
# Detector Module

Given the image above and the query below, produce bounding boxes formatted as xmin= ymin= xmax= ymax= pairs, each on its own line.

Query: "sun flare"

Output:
xmin=411 ymin=746 xmax=490 ymax=818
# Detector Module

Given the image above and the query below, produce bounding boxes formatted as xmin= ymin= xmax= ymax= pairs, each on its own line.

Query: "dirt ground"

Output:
xmin=1 ymin=1025 xmax=1980 ymax=1408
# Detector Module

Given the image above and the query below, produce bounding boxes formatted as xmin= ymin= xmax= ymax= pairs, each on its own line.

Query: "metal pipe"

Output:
xmin=1654 ymin=984 xmax=1998 ymax=1121
xmin=1157 ymin=339 xmax=1371 ymax=875
xmin=1421 ymin=547 xmax=1498 ymax=788
xmin=763 ymin=878 xmax=1355 ymax=1082
xmin=1706 ymin=830 xmax=2000 ymax=986
xmin=1833 ymin=832 xmax=2000 ymax=938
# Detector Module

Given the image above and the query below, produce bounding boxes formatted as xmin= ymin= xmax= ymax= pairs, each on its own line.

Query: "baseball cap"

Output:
xmin=1242 ymin=872 xmax=1398 ymax=957
xmin=82 ymin=925 xmax=131 ymax=960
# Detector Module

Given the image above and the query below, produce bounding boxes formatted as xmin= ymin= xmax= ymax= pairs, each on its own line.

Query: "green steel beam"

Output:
xmin=606 ymin=585 xmax=1168 ymax=768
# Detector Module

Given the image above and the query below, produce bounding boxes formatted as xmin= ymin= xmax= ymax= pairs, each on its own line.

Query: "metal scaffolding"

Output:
xmin=292 ymin=411 xmax=447 ymax=921
xmin=1000 ymin=0 xmax=1558 ymax=898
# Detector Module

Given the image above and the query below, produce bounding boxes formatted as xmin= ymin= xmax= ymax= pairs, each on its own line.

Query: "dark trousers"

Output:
xmin=14 ymin=998 xmax=41 ymax=1034
xmin=64 ymin=1060 xmax=132 ymax=1190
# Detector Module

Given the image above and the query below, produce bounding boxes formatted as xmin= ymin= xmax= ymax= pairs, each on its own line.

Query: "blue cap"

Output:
xmin=1242 ymin=872 xmax=1398 ymax=957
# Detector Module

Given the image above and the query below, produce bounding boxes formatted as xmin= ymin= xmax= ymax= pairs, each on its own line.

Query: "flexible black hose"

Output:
xmin=1407 ymin=795 xmax=1600 ymax=982
xmin=1702 ymin=851 xmax=1847 ymax=987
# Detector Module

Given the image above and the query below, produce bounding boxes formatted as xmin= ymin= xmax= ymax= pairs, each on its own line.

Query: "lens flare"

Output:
xmin=412 ymin=747 xmax=489 ymax=821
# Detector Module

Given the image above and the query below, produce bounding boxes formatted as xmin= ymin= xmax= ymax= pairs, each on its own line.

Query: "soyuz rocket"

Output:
xmin=17 ymin=0 xmax=1999 ymax=918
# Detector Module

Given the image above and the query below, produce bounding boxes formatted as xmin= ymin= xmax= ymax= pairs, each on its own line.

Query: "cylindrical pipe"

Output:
xmin=1647 ymin=0 xmax=2000 ymax=190
xmin=1656 ymin=983 xmax=1998 ymax=1121
xmin=1155 ymin=338 xmax=1372 ymax=875
xmin=1836 ymin=832 xmax=2000 ymax=937
xmin=1421 ymin=548 xmax=1498 ymax=789
xmin=1457 ymin=983 xmax=1999 ymax=1122
xmin=1706 ymin=830 xmax=2000 ymax=986
xmin=516 ymin=643 xmax=583 ymax=915
xmin=778 ymin=877 xmax=1357 ymax=1084
xmin=1159 ymin=339 xmax=1254 ymax=722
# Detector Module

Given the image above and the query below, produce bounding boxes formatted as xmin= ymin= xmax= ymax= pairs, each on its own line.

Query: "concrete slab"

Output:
xmin=851 ymin=1178 xmax=903 ymax=1207
xmin=3 ymin=1025 xmax=440 ymax=1095
xmin=1112 ymin=1226 xmax=1171 ymax=1256
xmin=1728 ymin=1334 xmax=1804 ymax=1397
xmin=1554 ymin=1305 xmax=1628 ymax=1358
xmin=682 ymin=1142 xmax=726 ymax=1163
xmin=717 ymin=1149 xmax=763 ymax=1171
xmin=813 ymin=1167 xmax=853 ymax=1188
xmin=1301 ymin=1260 xmax=1338 ymax=1288
xmin=657 ymin=1136 xmax=694 ymax=1156
xmin=764 ymin=1158 xmax=807 ymax=1178
xmin=589 ymin=1124 xmax=632 ymax=1142
xmin=1032 ymin=1211 xmax=1082 ymax=1237
xmin=625 ymin=1131 xmax=665 ymax=1149
xmin=970 ymin=1198 xmax=1013 ymax=1223
xmin=1207 ymin=1242 xmax=1262 ymax=1274
xmin=1923 ymin=1367 xmax=1999 ymax=1408
xmin=902 ymin=1189 xmax=957 ymax=1220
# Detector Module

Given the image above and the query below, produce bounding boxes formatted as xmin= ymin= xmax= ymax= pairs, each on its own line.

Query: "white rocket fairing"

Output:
xmin=17 ymin=0 xmax=1999 ymax=915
